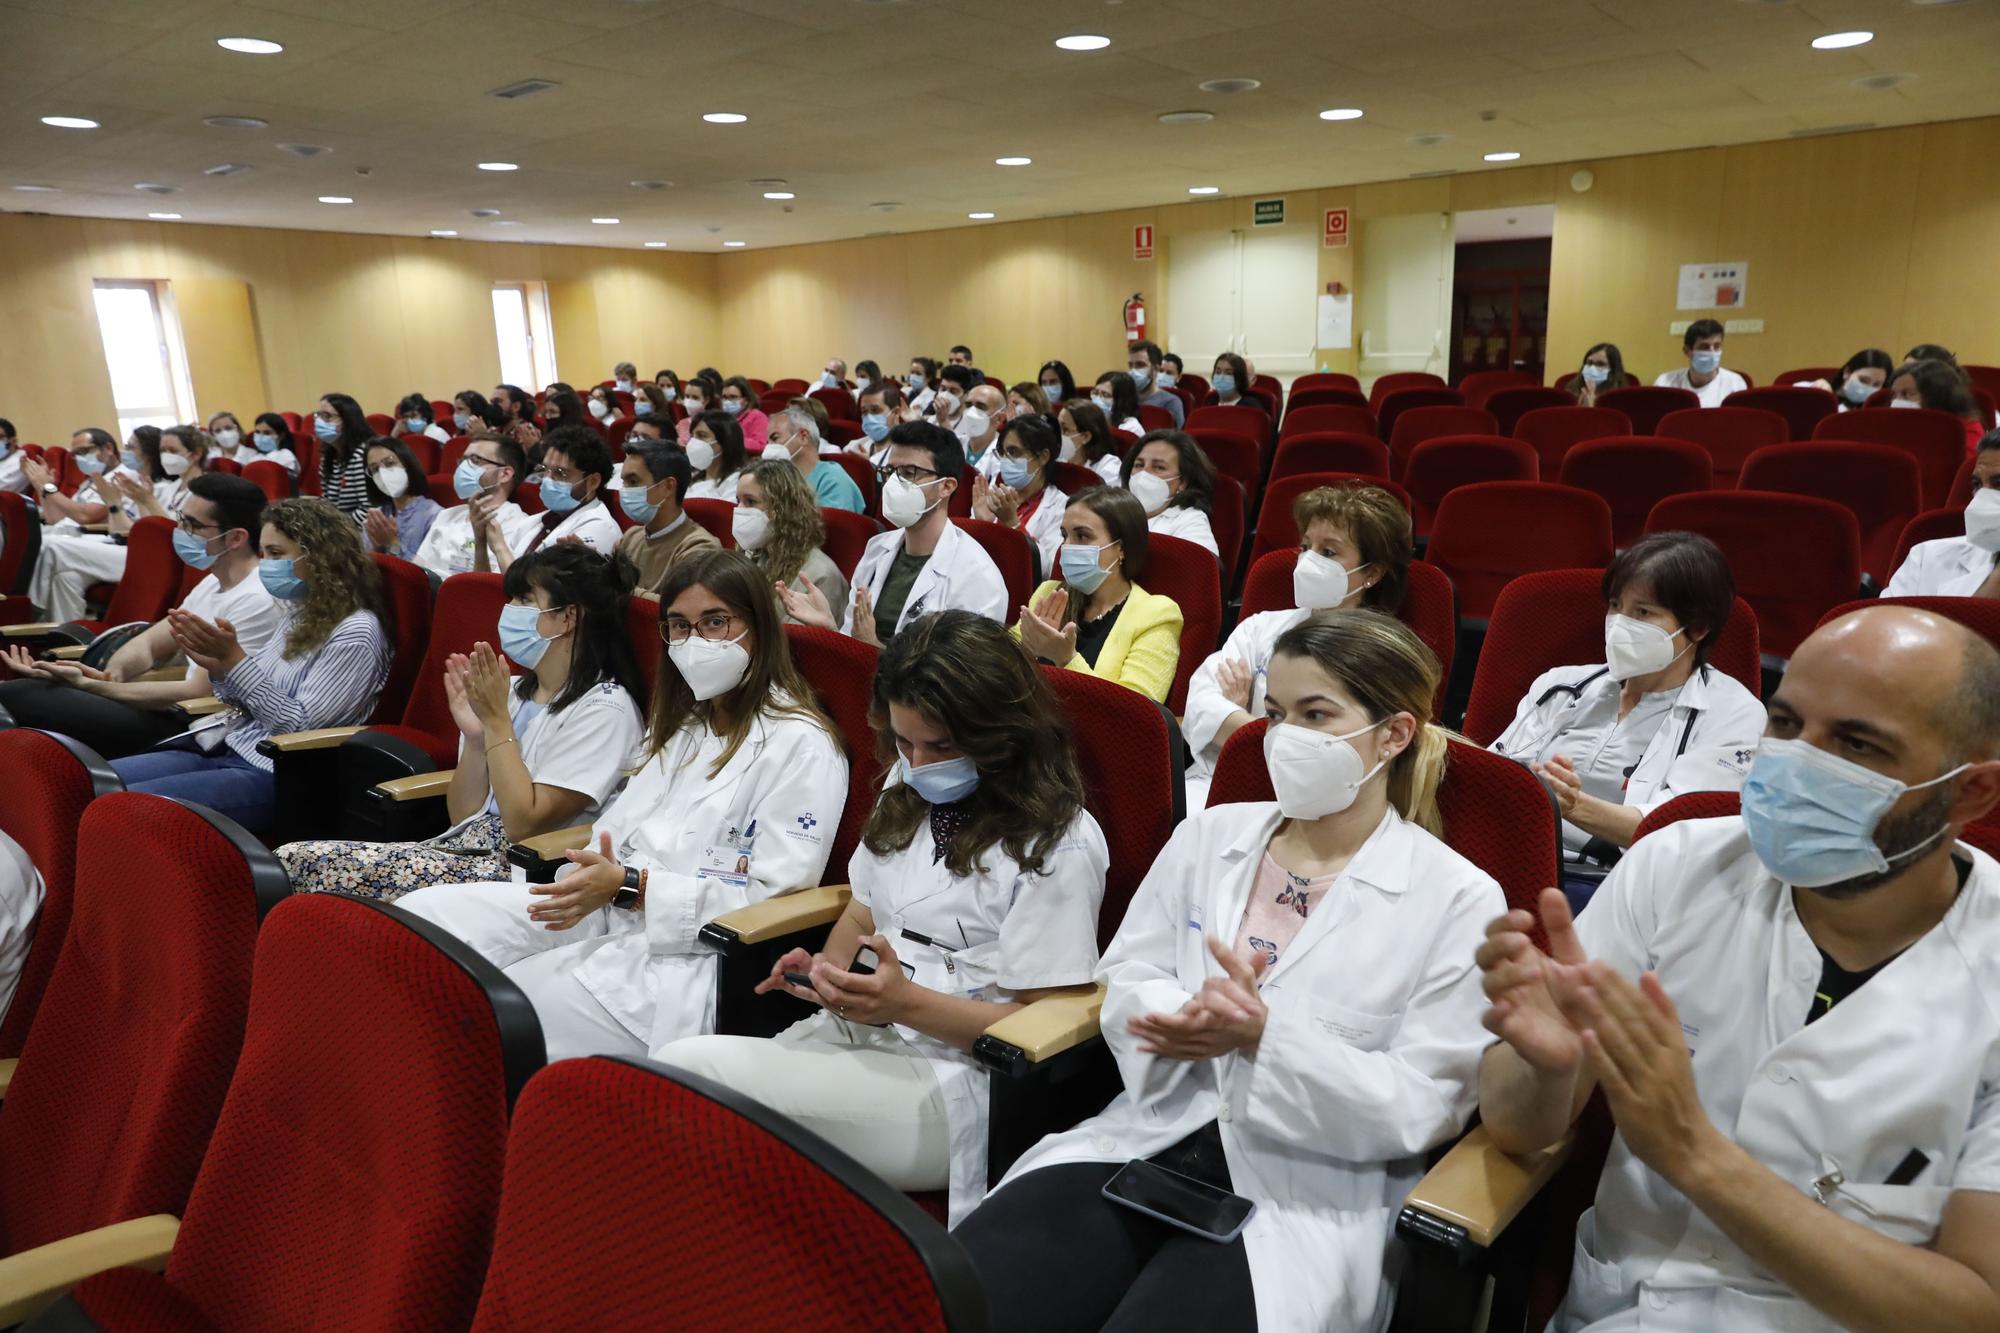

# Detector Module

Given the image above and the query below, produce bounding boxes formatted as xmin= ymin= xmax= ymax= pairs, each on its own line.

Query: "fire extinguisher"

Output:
xmin=1123 ymin=292 xmax=1146 ymax=345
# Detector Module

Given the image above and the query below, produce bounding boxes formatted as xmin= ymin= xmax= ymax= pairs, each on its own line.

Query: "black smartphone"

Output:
xmin=782 ymin=971 xmax=814 ymax=990
xmin=849 ymin=944 xmax=879 ymax=977
xmin=1102 ymin=1160 xmax=1256 ymax=1244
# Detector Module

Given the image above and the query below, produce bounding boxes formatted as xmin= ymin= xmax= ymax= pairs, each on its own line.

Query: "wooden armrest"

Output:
xmin=78 ymin=523 xmax=110 ymax=534
xmin=178 ymin=696 xmax=231 ymax=716
xmin=515 ymin=823 xmax=594 ymax=859
xmin=0 ymin=1058 xmax=13 ymax=1098
xmin=374 ymin=769 xmax=455 ymax=801
xmin=704 ymin=886 xmax=851 ymax=946
xmin=44 ymin=645 xmax=87 ymax=660
xmin=138 ymin=666 xmax=184 ymax=683
xmin=260 ymin=726 xmax=364 ymax=752
xmin=1 ymin=623 xmax=62 ymax=637
xmin=973 ymin=983 xmax=1105 ymax=1075
xmin=0 ymin=1214 xmax=180 ymax=1326
xmin=1399 ymin=1124 xmax=1574 ymax=1250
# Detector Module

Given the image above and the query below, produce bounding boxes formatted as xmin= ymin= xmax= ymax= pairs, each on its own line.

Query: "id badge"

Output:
xmin=694 ymin=819 xmax=756 ymax=891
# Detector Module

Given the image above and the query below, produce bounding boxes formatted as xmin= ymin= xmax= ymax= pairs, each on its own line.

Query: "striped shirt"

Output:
xmin=320 ymin=443 xmax=373 ymax=518
xmin=211 ymin=607 xmax=393 ymax=770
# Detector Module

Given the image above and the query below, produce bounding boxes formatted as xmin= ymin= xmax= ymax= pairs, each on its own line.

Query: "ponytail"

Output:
xmin=1389 ymin=722 xmax=1450 ymax=838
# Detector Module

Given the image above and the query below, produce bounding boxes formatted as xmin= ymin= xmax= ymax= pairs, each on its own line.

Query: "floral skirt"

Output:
xmin=278 ymin=812 xmax=510 ymax=902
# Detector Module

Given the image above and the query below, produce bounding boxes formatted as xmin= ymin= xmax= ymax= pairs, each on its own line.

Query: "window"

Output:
xmin=91 ymin=280 xmax=196 ymax=439
xmin=492 ymin=282 xmax=557 ymax=392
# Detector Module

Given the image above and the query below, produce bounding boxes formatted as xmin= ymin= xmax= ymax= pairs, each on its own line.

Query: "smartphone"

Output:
xmin=782 ymin=971 xmax=814 ymax=990
xmin=1102 ymin=1160 xmax=1256 ymax=1244
xmin=849 ymin=944 xmax=879 ymax=978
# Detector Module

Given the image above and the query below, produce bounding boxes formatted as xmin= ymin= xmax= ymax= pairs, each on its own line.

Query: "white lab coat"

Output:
xmin=1000 ymin=804 xmax=1503 ymax=1333
xmin=410 ymin=501 xmax=543 ymax=580
xmin=1489 ymin=663 xmax=1766 ymax=827
xmin=1148 ymin=503 xmax=1220 ymax=557
xmin=1884 ymin=534 xmax=1993 ymax=598
xmin=1017 ymin=482 xmax=1069 ymax=577
xmin=1558 ymin=817 xmax=2000 ymax=1332
xmin=844 ymin=521 xmax=1010 ymax=636
xmin=536 ymin=496 xmax=622 ymax=556
xmin=1182 ymin=608 xmax=1312 ymax=809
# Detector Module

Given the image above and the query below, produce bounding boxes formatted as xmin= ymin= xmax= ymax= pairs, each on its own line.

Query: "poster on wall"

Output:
xmin=1676 ymin=262 xmax=1748 ymax=310
xmin=1316 ymin=293 xmax=1353 ymax=349
xmin=1133 ymin=224 xmax=1154 ymax=261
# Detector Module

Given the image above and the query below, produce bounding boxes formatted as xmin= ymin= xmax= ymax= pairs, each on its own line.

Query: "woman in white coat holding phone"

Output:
xmin=658 ymin=610 xmax=1108 ymax=1223
xmin=395 ymin=549 xmax=848 ymax=1060
xmin=955 ymin=611 xmax=1503 ymax=1333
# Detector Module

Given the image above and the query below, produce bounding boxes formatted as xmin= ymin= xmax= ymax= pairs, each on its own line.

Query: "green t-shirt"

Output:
xmin=874 ymin=547 xmax=931 ymax=643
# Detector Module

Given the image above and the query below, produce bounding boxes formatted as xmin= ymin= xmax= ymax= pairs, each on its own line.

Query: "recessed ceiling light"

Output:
xmin=591 ymin=217 xmax=620 ymax=224
xmin=1055 ymin=34 xmax=1110 ymax=50
xmin=203 ymin=115 xmax=268 ymax=129
xmin=430 ymin=229 xmax=458 ymax=237
xmin=630 ymin=179 xmax=672 ymax=190
xmin=13 ymin=184 xmax=60 ymax=193
xmin=1157 ymin=110 xmax=1215 ymax=125
xmin=1854 ymin=71 xmax=1911 ymax=90
xmin=762 ymin=191 xmax=795 ymax=200
xmin=1811 ymin=30 xmax=1873 ymax=49
xmin=995 ymin=156 xmax=1032 ymax=166
xmin=1484 ymin=150 xmax=1522 ymax=161
xmin=276 ymin=143 xmax=331 ymax=158
xmin=868 ymin=202 xmax=902 ymax=213
xmin=470 ymin=208 xmax=501 ymax=218
xmin=40 ymin=116 xmax=99 ymax=130
xmin=1198 ymin=77 xmax=1261 ymax=95
xmin=216 ymin=37 xmax=284 ymax=55
xmin=317 ymin=195 xmax=354 ymax=204
xmin=644 ymin=241 xmax=669 ymax=248
xmin=134 ymin=183 xmax=177 ymax=194
xmin=1319 ymin=107 xmax=1364 ymax=121
xmin=702 ymin=112 xmax=748 ymax=124
xmin=1409 ymin=132 xmax=1451 ymax=146
xmin=478 ymin=161 xmax=519 ymax=172
xmin=1187 ymin=185 xmax=1220 ymax=195
xmin=203 ymin=163 xmax=252 ymax=176
xmin=968 ymin=211 xmax=996 ymax=219
xmin=147 ymin=212 xmax=182 ymax=220
xmin=723 ymin=240 xmax=746 ymax=247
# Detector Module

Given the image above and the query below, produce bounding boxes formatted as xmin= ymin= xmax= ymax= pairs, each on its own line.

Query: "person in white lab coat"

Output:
xmin=1184 ymin=483 xmax=1413 ymax=807
xmin=1059 ymin=399 xmax=1129 ymax=489
xmin=1652 ymin=319 xmax=1747 ymax=408
xmin=394 ymin=549 xmax=849 ymax=1061
xmin=959 ymin=611 xmax=1504 ymax=1333
xmin=779 ymin=421 xmax=1009 ymax=644
xmin=1123 ymin=430 xmax=1220 ymax=558
xmin=1489 ymin=532 xmax=1766 ymax=899
xmin=1476 ymin=604 xmax=2000 ymax=1333
xmin=657 ymin=611 xmax=1108 ymax=1223
xmin=410 ymin=433 xmax=542 ymax=581
xmin=499 ymin=425 xmax=622 ymax=559
xmin=1885 ymin=429 xmax=2000 ymax=599
xmin=0 ymin=419 xmax=26 ymax=496
xmin=969 ymin=414 xmax=1069 ymax=575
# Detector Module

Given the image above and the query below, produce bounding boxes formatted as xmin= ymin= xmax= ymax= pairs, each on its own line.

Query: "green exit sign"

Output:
xmin=1252 ymin=198 xmax=1286 ymax=226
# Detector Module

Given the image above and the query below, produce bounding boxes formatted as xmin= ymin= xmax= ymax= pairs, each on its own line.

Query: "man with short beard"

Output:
xmin=1477 ymin=605 xmax=2000 ymax=1333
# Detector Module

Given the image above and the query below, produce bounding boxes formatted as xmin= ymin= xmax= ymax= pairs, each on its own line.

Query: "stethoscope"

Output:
xmin=1507 ymin=667 xmax=1703 ymax=769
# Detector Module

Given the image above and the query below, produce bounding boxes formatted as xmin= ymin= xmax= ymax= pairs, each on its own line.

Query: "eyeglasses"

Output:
xmin=176 ymin=517 xmax=222 ymax=535
xmin=661 ymin=612 xmax=742 ymax=644
xmin=876 ymin=464 xmax=941 ymax=486
xmin=462 ymin=454 xmax=503 ymax=471
xmin=532 ymin=465 xmax=581 ymax=484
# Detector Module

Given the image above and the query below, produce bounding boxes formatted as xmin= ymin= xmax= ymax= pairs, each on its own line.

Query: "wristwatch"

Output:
xmin=40 ymin=482 xmax=57 ymax=496
xmin=612 ymin=866 xmax=647 ymax=910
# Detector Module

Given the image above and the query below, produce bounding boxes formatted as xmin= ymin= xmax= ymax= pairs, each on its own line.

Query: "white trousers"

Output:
xmin=29 ymin=534 xmax=128 ymax=624
xmin=0 ymin=832 xmax=42 ymax=1025
xmin=656 ymin=1012 xmax=950 ymax=1191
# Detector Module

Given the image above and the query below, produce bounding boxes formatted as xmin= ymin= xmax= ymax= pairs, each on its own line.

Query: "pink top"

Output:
xmin=678 ymin=407 xmax=769 ymax=453
xmin=1234 ymin=852 xmax=1338 ymax=973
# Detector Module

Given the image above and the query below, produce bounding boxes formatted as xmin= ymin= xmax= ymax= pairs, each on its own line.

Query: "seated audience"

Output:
xmin=612 ymin=436 xmax=720 ymax=595
xmin=1477 ymin=604 xmax=2000 ymax=1333
xmin=28 ymin=424 xmax=206 ymax=623
xmin=205 ymin=411 xmax=246 ymax=465
xmin=360 ymin=436 xmax=441 ymax=559
xmin=0 ymin=419 xmax=21 ymax=495
xmin=1798 ymin=347 xmax=1894 ymax=409
xmin=248 ymin=412 xmax=301 ymax=476
xmin=0 ymin=828 xmax=37 ymax=1024
xmin=1012 ymin=486 xmax=1183 ymax=703
xmin=539 ymin=389 xmax=591 ymax=437
xmin=1885 ymin=428 xmax=2000 ymax=597
xmin=907 ymin=356 xmax=941 ymax=414
xmin=22 ymin=428 xmax=137 ymax=533
xmin=849 ymin=381 xmax=905 ymax=465
xmin=958 ymin=382 xmax=1009 ymax=479
xmin=611 ymin=361 xmax=638 ymax=394
xmin=1209 ymin=351 xmax=1255 ymax=409
xmin=852 ymin=360 xmax=882 ymax=395
xmin=394 ymin=550 xmax=848 ymax=1060
xmin=658 ymin=610 xmax=1108 ymax=1222
xmin=279 ymin=545 xmax=646 ymax=899
xmin=506 ymin=425 xmax=622 ymax=558
xmin=1128 ymin=339 xmax=1187 ymax=427
xmin=1007 ymin=381 xmax=1051 ymax=423
xmin=0 ymin=473 xmax=278 ymax=757
xmin=1890 ymin=358 xmax=1986 ymax=452
xmin=483 ymin=387 xmax=537 ymax=449
xmin=771 ymin=405 xmax=864 ymax=513
xmin=958 ymin=611 xmax=1502 ymax=1333
xmin=808 ymin=357 xmax=849 ymax=397
xmin=1183 ymin=484 xmax=1413 ymax=806
xmin=1653 ymin=319 xmax=1747 ymax=408
xmin=1159 ymin=351 xmax=1185 ymax=392
xmin=633 ymin=383 xmax=668 ymax=420
xmin=587 ymin=384 xmax=624 ymax=426
xmin=1061 ymin=398 xmax=1126 ymax=487
xmin=1123 ymin=429 xmax=1220 ymax=558
xmin=106 ymin=496 xmax=393 ymax=833
xmin=718 ymin=376 xmax=771 ymax=452
xmin=1569 ymin=343 xmax=1629 ymax=406
xmin=684 ymin=409 xmax=748 ymax=502
xmin=314 ymin=392 xmax=376 ymax=518
xmin=654 ymin=369 xmax=682 ymax=400
xmin=394 ymin=393 xmax=451 ymax=443
xmin=1039 ymin=359 xmax=1077 ymax=408
xmin=411 ymin=432 xmax=539 ymax=579
xmin=1091 ymin=370 xmax=1145 ymax=437
xmin=972 ymin=415 xmax=1068 ymax=570
xmin=736 ymin=457 xmax=848 ymax=625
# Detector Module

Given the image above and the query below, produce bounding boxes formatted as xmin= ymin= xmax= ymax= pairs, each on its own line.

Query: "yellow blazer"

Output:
xmin=1013 ymin=580 xmax=1184 ymax=704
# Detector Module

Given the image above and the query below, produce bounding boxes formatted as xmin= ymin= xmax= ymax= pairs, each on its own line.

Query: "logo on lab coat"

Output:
xmin=785 ymin=812 xmax=825 ymax=844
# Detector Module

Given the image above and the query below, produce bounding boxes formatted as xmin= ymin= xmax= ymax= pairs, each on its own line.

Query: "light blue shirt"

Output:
xmin=810 ymin=458 xmax=866 ymax=514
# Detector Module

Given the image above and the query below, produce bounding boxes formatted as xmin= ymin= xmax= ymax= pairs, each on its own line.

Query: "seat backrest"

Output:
xmin=823 ymin=452 xmax=878 ymax=515
xmin=1209 ymin=475 xmax=1245 ymax=589
xmin=0 ymin=491 xmax=41 ymax=596
xmin=1739 ymin=441 xmax=1921 ymax=583
xmin=0 ymin=794 xmax=285 ymax=1254
xmin=825 ymin=419 xmax=862 ymax=448
xmin=471 ymin=1058 xmax=981 ymax=1330
xmin=240 ymin=459 xmax=295 ymax=502
xmin=1145 ymin=532 xmax=1223 ymax=714
xmin=1775 ymin=367 xmax=1838 ymax=390
xmin=1511 ymin=406 xmax=1633 ymax=473
xmin=1891 ymin=506 xmax=1964 ymax=572
xmin=1812 ymin=407 xmax=1968 ymax=510
xmin=1284 ymin=388 xmax=1371 ymax=420
xmin=1632 ymin=789 xmax=1742 ymax=843
xmin=1646 ymin=491 xmax=1858 ymax=659
xmin=156 ymin=895 xmax=542 ymax=1330
xmin=818 ymin=507 xmax=883 ymax=581
xmin=1187 ymin=403 xmax=1271 ymax=444
xmin=1403 ymin=435 xmax=1539 ymax=537
xmin=1461 ymin=568 xmax=1760 ymax=745
xmin=1427 ymin=483 xmax=1614 ymax=620
xmin=1816 ymin=595 xmax=2000 ymax=652
xmin=1291 ymin=371 xmax=1361 ymax=394
xmin=1236 ymin=554 xmax=1456 ymax=714
xmin=684 ymin=497 xmax=736 ymax=549
xmin=1657 ymin=406 xmax=1789 ymax=486
xmin=1388 ymin=406 xmax=1500 ymax=475
xmin=1557 ymin=436 xmax=1714 ymax=548
xmin=815 ymin=386 xmax=857 ymax=420
xmin=1137 ymin=404 xmax=1176 ymax=433
xmin=1723 ymin=386 xmax=1838 ymax=441
xmin=1369 ymin=370 xmax=1448 ymax=409
xmin=950 ymin=518 xmax=1034 ymax=623
xmin=1044 ymin=666 xmax=1182 ymax=946
xmin=394 ymin=571 xmax=505 ymax=739
xmin=1377 ymin=388 xmax=1466 ymax=449
xmin=783 ymin=625 xmax=883 ymax=885
xmin=1457 ymin=370 xmax=1538 ymax=409
xmin=1486 ymin=386 xmax=1577 ymax=435
xmin=1047 ymin=460 xmax=1102 ymax=497
xmin=1281 ymin=397 xmax=1374 ymax=432
xmin=625 ymin=594 xmax=663 ymax=701
xmin=98 ymin=517 xmax=184 ymax=626
xmin=1269 ymin=431 xmax=1391 ymax=482
xmin=1187 ymin=429 xmax=1260 ymax=490
xmin=370 ymin=553 xmax=436 ymax=727
xmin=0 ymin=731 xmax=121 ymax=1056
xmin=1596 ymin=385 xmax=1700 ymax=434
xmin=1248 ymin=473 xmax=1413 ymax=566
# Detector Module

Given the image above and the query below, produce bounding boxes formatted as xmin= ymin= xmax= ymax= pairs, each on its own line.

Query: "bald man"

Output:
xmin=960 ymin=382 xmax=1009 ymax=479
xmin=1478 ymin=605 xmax=2000 ymax=1332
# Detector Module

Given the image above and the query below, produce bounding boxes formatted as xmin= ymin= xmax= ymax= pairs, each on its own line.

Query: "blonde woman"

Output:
xmin=739 ymin=457 xmax=848 ymax=623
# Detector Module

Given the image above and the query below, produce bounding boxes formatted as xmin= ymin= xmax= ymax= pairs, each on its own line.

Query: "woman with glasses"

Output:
xmin=396 ymin=548 xmax=850 ymax=1060
xmin=313 ymin=392 xmax=376 ymax=519
xmin=360 ymin=436 xmax=441 ymax=559
xmin=735 ymin=458 xmax=848 ymax=624
xmin=277 ymin=545 xmax=647 ymax=900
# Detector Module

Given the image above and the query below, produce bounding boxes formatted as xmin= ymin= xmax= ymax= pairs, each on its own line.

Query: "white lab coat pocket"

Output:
xmin=1829 ymin=1181 xmax=1952 ymax=1246
xmin=1553 ymin=1207 xmax=1627 ymax=1332
xmin=1711 ymin=1286 xmax=1843 ymax=1332
xmin=1304 ymin=999 xmax=1395 ymax=1052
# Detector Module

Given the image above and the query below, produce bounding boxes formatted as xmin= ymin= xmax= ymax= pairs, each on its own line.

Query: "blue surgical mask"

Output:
xmin=1841 ymin=375 xmax=1875 ymax=405
xmin=721 ymin=399 xmax=744 ymax=416
xmin=258 ymin=557 xmax=307 ymax=601
xmin=1212 ymin=373 xmax=1236 ymax=396
xmin=121 ymin=449 xmax=140 ymax=472
xmin=76 ymin=453 xmax=107 ymax=476
xmin=634 ymin=399 xmax=653 ymax=416
xmin=861 ymin=412 xmax=890 ymax=443
xmin=1042 ymin=384 xmax=1064 ymax=404
xmin=0 ymin=442 xmax=10 ymax=461
xmin=454 ymin=412 xmax=473 ymax=432
xmin=497 ymin=602 xmax=564 ymax=669
xmin=1581 ymin=363 xmax=1610 ymax=385
xmin=453 ymin=457 xmax=490 ymax=500
xmin=998 ymin=455 xmax=1034 ymax=490
xmin=900 ymin=752 xmax=980 ymax=805
xmin=253 ymin=431 xmax=280 ymax=453
xmin=539 ymin=476 xmax=581 ymax=513
xmin=907 ymin=372 xmax=926 ymax=391
xmin=1740 ymin=737 xmax=1965 ymax=889
xmin=404 ymin=417 xmax=427 ymax=432
xmin=172 ymin=528 xmax=222 ymax=569
xmin=820 ymin=372 xmax=839 ymax=388
xmin=1059 ymin=541 xmax=1115 ymax=593
xmin=617 ymin=480 xmax=660 ymax=526
xmin=1128 ymin=367 xmax=1151 ymax=389
xmin=314 ymin=417 xmax=339 ymax=442
xmin=1689 ymin=349 xmax=1722 ymax=375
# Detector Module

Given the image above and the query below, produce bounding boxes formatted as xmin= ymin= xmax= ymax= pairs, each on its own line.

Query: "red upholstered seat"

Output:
xmin=0 ymin=492 xmax=43 ymax=624
xmin=1817 ymin=595 xmax=2000 ymax=651
xmin=1247 ymin=473 xmax=1411 ymax=566
xmin=62 ymin=893 xmax=544 ymax=1331
xmin=1456 ymin=370 xmax=1538 ymax=409
xmin=783 ymin=625 xmax=884 ymax=886
xmin=1657 ymin=406 xmax=1789 ymax=488
xmin=1812 ymin=406 xmax=1968 ymax=510
xmin=822 ymin=452 xmax=878 ymax=515
xmin=1460 ymin=568 xmax=1760 ymax=746
xmin=1187 ymin=429 xmax=1261 ymax=491
xmin=1596 ymin=386 xmax=1700 ymax=434
xmin=1558 ymin=437 xmax=1715 ymax=548
xmin=1145 ymin=532 xmax=1223 ymax=714
xmin=0 ymin=732 xmax=120 ymax=1056
xmin=1724 ymin=386 xmax=1838 ymax=441
xmin=1137 ymin=404 xmax=1176 ymax=433
xmin=951 ymin=518 xmax=1036 ymax=620
xmin=1237 ymin=553 xmax=1457 ymax=715
xmin=1632 ymin=789 xmax=1742 ymax=843
xmin=1283 ymin=390 xmax=1372 ymax=421
xmin=0 ymin=794 xmax=283 ymax=1259
xmin=1291 ymin=371 xmax=1361 ymax=394
xmin=1388 ymin=406 xmax=1500 ymax=478
xmin=1775 ymin=367 xmax=1838 ymax=390
xmin=1891 ymin=506 xmax=1964 ymax=573
xmin=684 ymin=497 xmax=736 ymax=549
xmin=1739 ymin=441 xmax=1921 ymax=584
xmin=1210 ymin=474 xmax=1246 ymax=589
xmin=1403 ymin=435 xmax=1538 ymax=538
xmin=626 ymin=593 xmax=663 ymax=700
xmin=1377 ymin=389 xmax=1465 ymax=455
xmin=1270 ymin=432 xmax=1390 ymax=481
xmin=1427 ymin=482 xmax=1614 ymax=621
xmin=1646 ymin=491 xmax=1858 ymax=660
xmin=814 ymin=386 xmax=858 ymax=420
xmin=1512 ymin=406 xmax=1632 ymax=474
xmin=1187 ymin=404 xmax=1271 ymax=446
xmin=1281 ymin=401 xmax=1375 ymax=437
xmin=819 ymin=507 xmax=883 ymax=581
xmin=67 ymin=517 xmax=181 ymax=637
xmin=1369 ymin=371 xmax=1448 ymax=410
xmin=1485 ymin=386 xmax=1574 ymax=436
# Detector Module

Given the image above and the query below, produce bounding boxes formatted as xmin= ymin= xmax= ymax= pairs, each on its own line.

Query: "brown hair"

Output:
xmin=264 ymin=497 xmax=387 ymax=657
xmin=1065 ymin=485 xmax=1151 ymax=585
xmin=1292 ymin=484 xmax=1413 ymax=612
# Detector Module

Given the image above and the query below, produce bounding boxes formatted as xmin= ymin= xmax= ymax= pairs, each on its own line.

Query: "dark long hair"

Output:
xmin=364 ymin=436 xmax=433 ymax=505
xmin=502 ymin=545 xmax=644 ymax=712
xmin=1038 ymin=360 xmax=1078 ymax=403
xmin=1092 ymin=370 xmax=1140 ymax=424
xmin=1122 ymin=429 xmax=1216 ymax=515
xmin=695 ymin=410 xmax=747 ymax=480
xmin=1060 ymin=399 xmax=1119 ymax=467
xmin=1569 ymin=342 xmax=1628 ymax=400
xmin=318 ymin=392 xmax=372 ymax=469
xmin=862 ymin=611 xmax=1086 ymax=878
